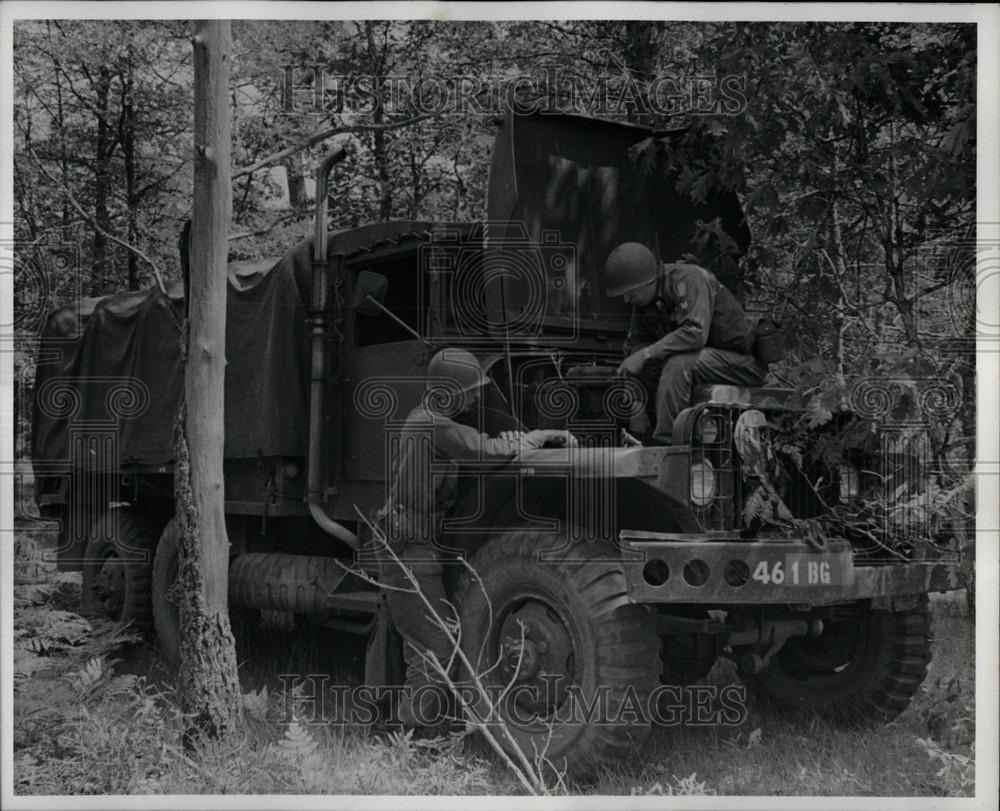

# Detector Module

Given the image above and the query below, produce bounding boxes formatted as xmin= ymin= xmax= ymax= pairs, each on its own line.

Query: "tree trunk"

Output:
xmin=408 ymin=143 xmax=420 ymax=219
xmin=51 ymin=22 xmax=71 ymax=231
xmin=830 ymin=209 xmax=847 ymax=377
xmin=365 ymin=21 xmax=393 ymax=221
xmin=623 ymin=21 xmax=660 ymax=125
xmin=375 ymin=128 xmax=392 ymax=221
xmin=829 ymin=178 xmax=850 ymax=376
xmin=122 ymin=45 xmax=139 ymax=290
xmin=175 ymin=19 xmax=243 ymax=743
xmin=884 ymin=120 xmax=920 ymax=348
xmin=91 ymin=66 xmax=112 ymax=295
xmin=285 ymin=155 xmax=307 ymax=208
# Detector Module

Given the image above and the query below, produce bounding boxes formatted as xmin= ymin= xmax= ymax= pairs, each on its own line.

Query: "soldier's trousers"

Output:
xmin=637 ymin=348 xmax=766 ymax=443
xmin=375 ymin=506 xmax=455 ymax=723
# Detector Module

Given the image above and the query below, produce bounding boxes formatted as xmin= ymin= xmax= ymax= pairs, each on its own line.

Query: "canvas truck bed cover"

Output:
xmin=31 ymin=221 xmax=454 ymax=477
xmin=31 ymin=242 xmax=314 ymax=473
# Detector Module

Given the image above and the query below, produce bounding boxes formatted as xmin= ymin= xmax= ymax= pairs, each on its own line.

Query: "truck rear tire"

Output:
xmin=751 ymin=599 xmax=932 ymax=723
xmin=453 ymin=531 xmax=659 ymax=778
xmin=80 ymin=507 xmax=160 ymax=629
xmin=153 ymin=520 xmax=268 ymax=668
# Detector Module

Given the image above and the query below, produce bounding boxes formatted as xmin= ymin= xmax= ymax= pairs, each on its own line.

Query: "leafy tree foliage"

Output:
xmin=13 ymin=20 xmax=976 ymax=473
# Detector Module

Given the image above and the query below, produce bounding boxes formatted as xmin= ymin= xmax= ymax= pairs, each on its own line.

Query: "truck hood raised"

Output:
xmin=485 ymin=110 xmax=751 ymax=338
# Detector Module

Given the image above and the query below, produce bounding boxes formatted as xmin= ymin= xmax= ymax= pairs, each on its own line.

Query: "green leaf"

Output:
xmin=742 ymin=487 xmax=768 ymax=524
xmin=804 ymin=401 xmax=833 ymax=429
xmin=278 ymin=715 xmax=319 ymax=757
xmin=705 ymin=119 xmax=728 ymax=137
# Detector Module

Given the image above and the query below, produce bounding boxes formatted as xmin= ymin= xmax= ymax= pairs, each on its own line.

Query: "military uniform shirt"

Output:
xmin=386 ymin=403 xmax=520 ymax=532
xmin=625 ymin=262 xmax=755 ymax=361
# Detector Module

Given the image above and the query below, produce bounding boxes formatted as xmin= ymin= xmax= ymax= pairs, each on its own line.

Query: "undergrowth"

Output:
xmin=12 ymin=574 xmax=975 ymax=797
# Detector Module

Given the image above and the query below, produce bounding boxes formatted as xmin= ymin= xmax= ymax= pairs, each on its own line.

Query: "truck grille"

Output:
xmin=690 ymin=407 xmax=736 ymax=531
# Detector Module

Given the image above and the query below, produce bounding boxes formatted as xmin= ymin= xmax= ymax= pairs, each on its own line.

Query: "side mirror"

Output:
xmin=352 ymin=270 xmax=389 ymax=317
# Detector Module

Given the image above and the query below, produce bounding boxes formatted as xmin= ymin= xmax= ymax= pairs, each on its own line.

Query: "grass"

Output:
xmin=11 ymin=536 xmax=975 ymax=797
xmin=602 ymin=595 xmax=976 ymax=797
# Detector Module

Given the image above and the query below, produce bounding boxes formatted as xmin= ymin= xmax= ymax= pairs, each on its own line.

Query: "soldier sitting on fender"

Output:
xmin=375 ymin=347 xmax=575 ymax=733
xmin=604 ymin=242 xmax=766 ymax=445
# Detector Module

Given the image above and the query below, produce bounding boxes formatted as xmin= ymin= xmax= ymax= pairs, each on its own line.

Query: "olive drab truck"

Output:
xmin=31 ymin=110 xmax=962 ymax=776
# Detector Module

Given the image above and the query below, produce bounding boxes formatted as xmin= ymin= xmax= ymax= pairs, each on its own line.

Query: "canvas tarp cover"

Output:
xmin=32 ymin=240 xmax=316 ymax=472
xmin=31 ymin=221 xmax=451 ymax=475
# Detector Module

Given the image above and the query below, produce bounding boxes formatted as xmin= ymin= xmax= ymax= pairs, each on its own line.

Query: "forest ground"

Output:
xmin=11 ymin=516 xmax=975 ymax=798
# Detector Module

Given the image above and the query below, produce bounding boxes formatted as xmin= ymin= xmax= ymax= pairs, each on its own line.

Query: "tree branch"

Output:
xmin=819 ymin=248 xmax=877 ymax=338
xmin=22 ymin=140 xmax=168 ymax=295
xmin=228 ymin=210 xmax=309 ymax=242
xmin=232 ymin=112 xmax=441 ymax=179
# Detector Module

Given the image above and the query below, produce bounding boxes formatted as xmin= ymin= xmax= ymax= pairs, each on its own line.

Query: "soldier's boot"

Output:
xmin=398 ymin=641 xmax=458 ymax=738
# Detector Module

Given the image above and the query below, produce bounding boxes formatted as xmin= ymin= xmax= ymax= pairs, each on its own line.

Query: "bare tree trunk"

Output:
xmin=285 ymin=155 xmax=307 ymax=208
xmin=365 ymin=21 xmax=393 ymax=221
xmin=51 ymin=21 xmax=71 ymax=231
xmin=451 ymin=154 xmax=464 ymax=221
xmin=884 ymin=120 xmax=920 ymax=348
xmin=122 ymin=45 xmax=139 ymax=290
xmin=623 ymin=21 xmax=661 ymax=125
xmin=828 ymin=147 xmax=851 ymax=376
xmin=91 ymin=66 xmax=112 ymax=295
xmin=175 ymin=19 xmax=243 ymax=743
xmin=408 ymin=143 xmax=420 ymax=219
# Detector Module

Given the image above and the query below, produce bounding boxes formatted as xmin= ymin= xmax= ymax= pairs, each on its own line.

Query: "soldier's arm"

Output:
xmin=434 ymin=419 xmax=522 ymax=464
xmin=623 ymin=307 xmax=652 ymax=357
xmin=643 ymin=268 xmax=715 ymax=362
xmin=435 ymin=420 xmax=576 ymax=463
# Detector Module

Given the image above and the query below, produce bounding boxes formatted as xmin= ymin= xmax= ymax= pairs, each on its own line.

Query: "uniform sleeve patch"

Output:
xmin=675 ymin=279 xmax=689 ymax=312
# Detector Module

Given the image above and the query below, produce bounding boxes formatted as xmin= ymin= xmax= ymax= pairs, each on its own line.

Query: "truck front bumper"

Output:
xmin=620 ymin=531 xmax=962 ymax=606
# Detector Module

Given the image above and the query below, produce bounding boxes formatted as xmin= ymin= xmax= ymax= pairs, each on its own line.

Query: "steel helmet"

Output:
xmin=427 ymin=347 xmax=490 ymax=393
xmin=604 ymin=242 xmax=660 ymax=297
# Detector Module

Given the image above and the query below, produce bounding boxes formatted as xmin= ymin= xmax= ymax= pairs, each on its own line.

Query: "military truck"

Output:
xmin=31 ymin=110 xmax=960 ymax=775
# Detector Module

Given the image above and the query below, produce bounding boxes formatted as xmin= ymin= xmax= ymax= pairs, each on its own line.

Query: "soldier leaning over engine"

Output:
xmin=376 ymin=347 xmax=574 ymax=732
xmin=604 ymin=242 xmax=767 ymax=445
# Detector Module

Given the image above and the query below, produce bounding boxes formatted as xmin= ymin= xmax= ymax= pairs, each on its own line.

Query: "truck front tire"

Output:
xmin=453 ymin=531 xmax=659 ymax=778
xmin=751 ymin=599 xmax=932 ymax=723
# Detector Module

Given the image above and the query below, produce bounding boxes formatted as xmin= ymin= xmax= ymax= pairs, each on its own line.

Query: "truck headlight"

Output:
xmin=838 ymin=462 xmax=860 ymax=502
xmin=690 ymin=459 xmax=717 ymax=507
xmin=696 ymin=414 xmax=721 ymax=443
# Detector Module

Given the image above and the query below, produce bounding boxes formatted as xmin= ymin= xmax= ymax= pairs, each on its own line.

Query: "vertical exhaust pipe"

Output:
xmin=305 ymin=147 xmax=358 ymax=548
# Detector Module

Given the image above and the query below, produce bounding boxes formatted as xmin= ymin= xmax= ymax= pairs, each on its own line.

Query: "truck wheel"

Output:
xmin=152 ymin=518 xmax=181 ymax=667
xmin=453 ymin=531 xmax=659 ymax=778
xmin=153 ymin=520 xmax=264 ymax=668
xmin=81 ymin=508 xmax=160 ymax=629
xmin=751 ymin=599 xmax=931 ymax=723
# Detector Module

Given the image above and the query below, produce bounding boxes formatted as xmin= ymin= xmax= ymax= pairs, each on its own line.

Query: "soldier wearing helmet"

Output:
xmin=604 ymin=242 xmax=765 ymax=444
xmin=375 ymin=347 xmax=574 ymax=732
